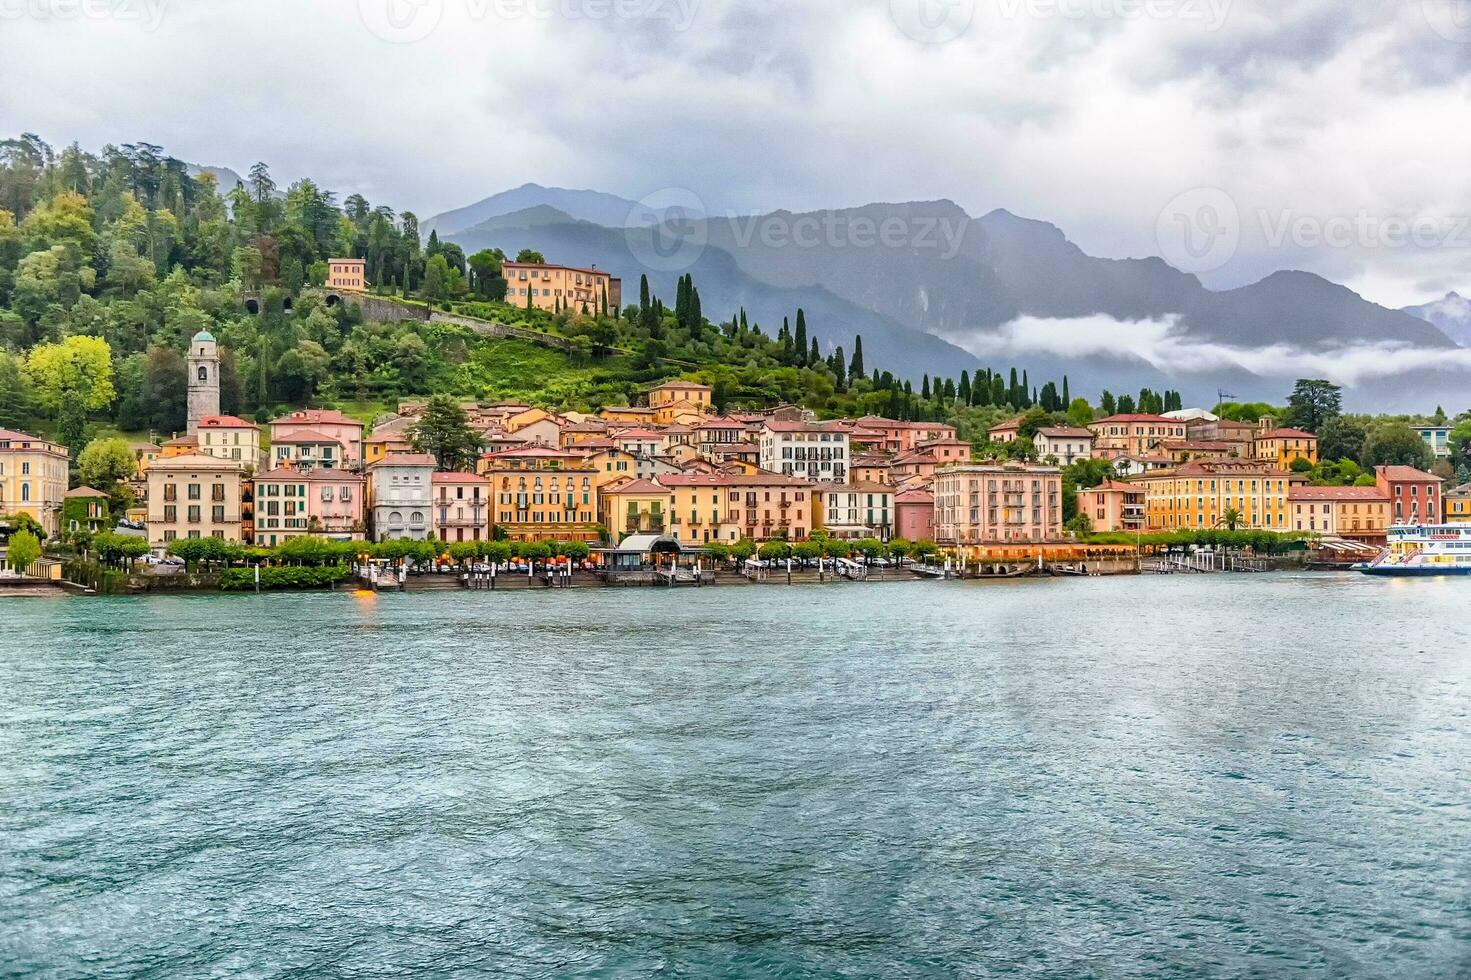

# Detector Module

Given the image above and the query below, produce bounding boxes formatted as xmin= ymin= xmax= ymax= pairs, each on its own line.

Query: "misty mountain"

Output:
xmin=447 ymin=206 xmax=981 ymax=381
xmin=1403 ymin=292 xmax=1471 ymax=346
xmin=425 ymin=183 xmax=643 ymax=239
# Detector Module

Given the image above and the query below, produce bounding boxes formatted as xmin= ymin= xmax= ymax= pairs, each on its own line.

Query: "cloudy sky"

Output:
xmin=3 ymin=0 xmax=1470 ymax=308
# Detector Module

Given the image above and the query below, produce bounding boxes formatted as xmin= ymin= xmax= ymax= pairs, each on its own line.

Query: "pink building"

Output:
xmin=270 ymin=410 xmax=365 ymax=470
xmin=433 ymin=472 xmax=492 ymax=543
xmin=853 ymin=417 xmax=958 ymax=454
xmin=934 ymin=462 xmax=1064 ymax=548
xmin=253 ymin=467 xmax=366 ymax=546
xmin=1074 ymin=480 xmax=1146 ymax=533
xmin=894 ymin=487 xmax=935 ymax=542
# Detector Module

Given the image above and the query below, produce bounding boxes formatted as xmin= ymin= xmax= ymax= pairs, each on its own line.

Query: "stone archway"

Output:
xmin=282 ymin=297 xmax=294 ymax=312
xmin=244 ymin=297 xmax=260 ymax=315
xmin=325 ymin=293 xmax=342 ymax=308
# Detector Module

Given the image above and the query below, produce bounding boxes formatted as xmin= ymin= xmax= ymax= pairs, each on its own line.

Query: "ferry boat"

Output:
xmin=1356 ymin=524 xmax=1471 ymax=577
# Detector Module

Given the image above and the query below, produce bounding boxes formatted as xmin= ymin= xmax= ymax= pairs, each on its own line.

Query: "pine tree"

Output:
xmin=944 ymin=379 xmax=956 ymax=403
xmin=850 ymin=336 xmax=865 ymax=382
xmin=1062 ymin=375 xmax=1070 ymax=406
xmin=690 ymin=287 xmax=702 ymax=337
xmin=959 ymin=370 xmax=971 ymax=405
xmin=809 ymin=337 xmax=819 ymax=366
xmin=921 ymin=375 xmax=931 ymax=400
xmin=794 ymin=310 xmax=808 ymax=367
xmin=833 ymin=346 xmax=846 ymax=390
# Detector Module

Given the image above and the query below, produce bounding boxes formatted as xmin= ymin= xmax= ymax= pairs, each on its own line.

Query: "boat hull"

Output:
xmin=1357 ymin=565 xmax=1471 ymax=577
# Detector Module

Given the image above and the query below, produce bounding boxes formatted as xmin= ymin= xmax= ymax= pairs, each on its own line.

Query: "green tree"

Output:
xmin=1317 ymin=415 xmax=1368 ymax=463
xmin=7 ymin=529 xmax=41 ymax=571
xmin=1284 ymin=379 xmax=1343 ymax=432
xmin=1361 ymin=423 xmax=1435 ymax=471
xmin=411 ymin=396 xmax=484 ymax=471
xmin=76 ymin=436 xmax=139 ymax=518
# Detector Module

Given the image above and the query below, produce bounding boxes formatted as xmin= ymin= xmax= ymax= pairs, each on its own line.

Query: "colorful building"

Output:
xmin=432 ymin=472 xmax=492 ymax=544
xmin=1413 ymin=424 xmax=1453 ymax=459
xmin=647 ymin=380 xmax=713 ymax=424
xmin=1033 ymin=427 xmax=1094 ymax=465
xmin=934 ymin=463 xmax=1064 ymax=547
xmin=1074 ymin=480 xmax=1146 ymax=534
xmin=1445 ymin=484 xmax=1471 ymax=523
xmin=327 ymin=258 xmax=367 ymax=291
xmin=365 ymin=416 xmax=417 ymax=466
xmin=1288 ymin=485 xmax=1391 ymax=543
xmin=197 ymin=415 xmax=263 ymax=472
xmin=853 ymin=417 xmax=958 ymax=454
xmin=1131 ymin=459 xmax=1304 ymax=532
xmin=661 ymin=472 xmax=815 ymax=544
xmin=270 ymin=410 xmax=365 ymax=470
xmin=368 ymin=453 xmax=436 ymax=542
xmin=759 ymin=421 xmax=850 ymax=483
xmin=1252 ymin=422 xmax=1318 ymax=469
xmin=894 ymin=487 xmax=935 ymax=542
xmin=0 ymin=428 xmax=69 ymax=538
xmin=1375 ymin=465 xmax=1443 ymax=525
xmin=601 ymin=478 xmax=669 ymax=537
xmin=1089 ymin=414 xmax=1189 ymax=458
xmin=487 ymin=466 xmax=600 ymax=543
xmin=269 ymin=431 xmax=347 ymax=472
xmin=146 ymin=453 xmax=246 ymax=550
xmin=504 ymin=261 xmax=620 ymax=315
xmin=814 ymin=482 xmax=894 ymax=540
xmin=254 ymin=468 xmax=366 ymax=546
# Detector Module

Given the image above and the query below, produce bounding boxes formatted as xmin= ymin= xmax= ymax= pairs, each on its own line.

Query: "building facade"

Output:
xmin=894 ymin=487 xmax=935 ymax=542
xmin=271 ymin=410 xmax=365 ymax=470
xmin=1375 ymin=466 xmax=1443 ymax=525
xmin=327 ymin=258 xmax=367 ymax=291
xmin=934 ymin=463 xmax=1064 ymax=546
xmin=368 ymin=453 xmax=437 ymax=541
xmin=1253 ymin=425 xmax=1319 ymax=469
xmin=254 ymin=469 xmax=366 ymax=546
xmin=1034 ymin=427 xmax=1094 ymax=465
xmin=146 ymin=453 xmax=246 ymax=550
xmin=815 ymin=483 xmax=894 ymax=540
xmin=1288 ymin=486 xmax=1391 ymax=543
xmin=661 ymin=473 xmax=814 ymax=544
xmin=759 ymin=421 xmax=850 ymax=483
xmin=197 ymin=415 xmax=263 ymax=472
xmin=1132 ymin=460 xmax=1303 ymax=532
xmin=1089 ymin=415 xmax=1189 ymax=458
xmin=0 ymin=428 xmax=69 ymax=538
xmin=1074 ymin=480 xmax=1146 ymax=534
xmin=504 ymin=262 xmax=620 ymax=315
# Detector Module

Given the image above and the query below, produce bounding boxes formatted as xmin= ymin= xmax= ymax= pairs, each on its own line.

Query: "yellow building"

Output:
xmin=145 ymin=452 xmax=246 ymax=551
xmin=365 ymin=416 xmax=416 ymax=467
xmin=601 ymin=478 xmax=670 ymax=537
xmin=1446 ymin=484 xmax=1471 ymax=523
xmin=504 ymin=261 xmax=620 ymax=315
xmin=1133 ymin=459 xmax=1306 ymax=532
xmin=598 ymin=406 xmax=659 ymax=426
xmin=1253 ymin=425 xmax=1319 ymax=469
xmin=0 ymin=427 xmax=70 ymax=538
xmin=327 ymin=258 xmax=367 ymax=291
xmin=197 ymin=415 xmax=263 ymax=472
xmin=647 ymin=380 xmax=712 ymax=425
xmin=661 ymin=472 xmax=815 ymax=545
xmin=1288 ymin=486 xmax=1392 ymax=544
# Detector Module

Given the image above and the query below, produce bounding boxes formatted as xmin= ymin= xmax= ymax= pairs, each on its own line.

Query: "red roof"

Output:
xmin=432 ymin=472 xmax=489 ymax=484
xmin=1289 ymin=486 xmax=1388 ymax=502
xmin=895 ymin=488 xmax=935 ymax=504
xmin=371 ymin=453 xmax=438 ymax=467
xmin=761 ymin=420 xmax=850 ymax=434
xmin=270 ymin=429 xmax=343 ymax=445
xmin=1259 ymin=428 xmax=1316 ymax=440
xmin=1036 ymin=426 xmax=1093 ymax=439
xmin=661 ymin=472 xmax=814 ymax=488
xmin=257 ymin=468 xmax=366 ymax=482
xmin=1092 ymin=414 xmax=1179 ymax=425
xmin=199 ymin=415 xmax=259 ymax=430
xmin=615 ymin=429 xmax=665 ymax=440
xmin=272 ymin=409 xmax=362 ymax=428
xmin=1078 ymin=480 xmax=1141 ymax=494
xmin=481 ymin=445 xmax=587 ymax=459
xmin=1376 ymin=466 xmax=1441 ymax=483
xmin=0 ymin=427 xmax=43 ymax=441
xmin=604 ymin=478 xmax=666 ymax=495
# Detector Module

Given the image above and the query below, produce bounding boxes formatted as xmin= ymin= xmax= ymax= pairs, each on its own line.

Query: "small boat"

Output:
xmin=1355 ymin=524 xmax=1471 ymax=576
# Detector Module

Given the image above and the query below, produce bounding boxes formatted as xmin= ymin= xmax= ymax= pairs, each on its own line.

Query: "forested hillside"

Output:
xmin=0 ymin=134 xmax=1166 ymax=460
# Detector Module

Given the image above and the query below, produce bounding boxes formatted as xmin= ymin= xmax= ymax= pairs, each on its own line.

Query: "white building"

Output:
xmin=368 ymin=453 xmax=437 ymax=541
xmin=760 ymin=421 xmax=850 ymax=483
xmin=817 ymin=482 xmax=894 ymax=540
xmin=1033 ymin=426 xmax=1094 ymax=466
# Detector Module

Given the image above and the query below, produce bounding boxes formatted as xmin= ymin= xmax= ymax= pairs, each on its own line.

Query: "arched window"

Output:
xmin=198 ymin=366 xmax=209 ymax=382
xmin=21 ymin=483 xmax=31 ymax=502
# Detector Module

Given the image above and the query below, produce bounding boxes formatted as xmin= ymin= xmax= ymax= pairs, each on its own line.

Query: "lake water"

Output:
xmin=2 ymin=575 xmax=1469 ymax=978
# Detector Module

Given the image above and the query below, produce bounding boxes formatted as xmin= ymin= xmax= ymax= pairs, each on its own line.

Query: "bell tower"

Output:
xmin=187 ymin=330 xmax=220 ymax=436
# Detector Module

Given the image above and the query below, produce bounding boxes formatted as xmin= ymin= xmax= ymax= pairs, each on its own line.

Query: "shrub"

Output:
xmin=219 ymin=565 xmax=350 ymax=591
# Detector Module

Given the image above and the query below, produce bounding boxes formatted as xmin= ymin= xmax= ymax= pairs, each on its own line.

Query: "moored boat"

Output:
xmin=1355 ymin=524 xmax=1471 ymax=576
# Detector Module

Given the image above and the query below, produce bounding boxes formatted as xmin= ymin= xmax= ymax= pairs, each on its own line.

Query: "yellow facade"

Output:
xmin=197 ymin=417 xmax=263 ymax=472
xmin=601 ymin=480 xmax=669 ymax=537
xmin=505 ymin=262 xmax=618 ymax=314
xmin=1133 ymin=461 xmax=1304 ymax=532
xmin=327 ymin=258 xmax=366 ymax=291
xmin=662 ymin=474 xmax=814 ymax=545
xmin=1447 ymin=487 xmax=1471 ymax=523
xmin=146 ymin=453 xmax=246 ymax=550
xmin=0 ymin=428 xmax=70 ymax=538
xmin=1253 ymin=429 xmax=1319 ymax=469
xmin=485 ymin=466 xmax=601 ymax=543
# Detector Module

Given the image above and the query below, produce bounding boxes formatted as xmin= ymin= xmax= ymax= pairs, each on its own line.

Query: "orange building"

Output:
xmin=853 ymin=417 xmax=958 ymax=454
xmin=1089 ymin=414 xmax=1189 ymax=458
xmin=601 ymin=478 xmax=669 ymax=537
xmin=504 ymin=261 xmax=620 ymax=315
xmin=661 ymin=472 xmax=815 ymax=545
xmin=934 ymin=463 xmax=1064 ymax=548
xmin=1253 ymin=422 xmax=1318 ymax=469
xmin=327 ymin=258 xmax=367 ymax=291
xmin=647 ymin=380 xmax=713 ymax=424
xmin=432 ymin=472 xmax=493 ymax=543
xmin=1074 ymin=480 xmax=1147 ymax=534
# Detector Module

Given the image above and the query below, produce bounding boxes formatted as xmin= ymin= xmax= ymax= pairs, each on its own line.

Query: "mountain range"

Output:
xmin=428 ymin=183 xmax=1466 ymax=410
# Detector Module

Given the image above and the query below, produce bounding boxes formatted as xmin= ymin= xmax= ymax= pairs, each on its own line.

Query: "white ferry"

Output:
xmin=1356 ymin=525 xmax=1471 ymax=577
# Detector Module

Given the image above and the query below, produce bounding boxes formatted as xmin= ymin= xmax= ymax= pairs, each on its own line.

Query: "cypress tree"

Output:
xmin=809 ymin=337 xmax=820 ymax=366
xmin=1062 ymin=375 xmax=1070 ymax=407
xmin=921 ymin=375 xmax=931 ymax=400
xmin=959 ymin=370 xmax=971 ymax=405
xmin=794 ymin=310 xmax=808 ymax=367
xmin=944 ymin=378 xmax=956 ymax=403
xmin=690 ymin=287 xmax=702 ymax=336
xmin=833 ymin=346 xmax=846 ymax=390
xmin=992 ymin=375 xmax=1006 ymax=407
xmin=850 ymin=336 xmax=865 ymax=382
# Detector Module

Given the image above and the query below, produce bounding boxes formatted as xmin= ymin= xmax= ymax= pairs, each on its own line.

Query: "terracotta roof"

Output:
xmin=432 ymin=471 xmax=489 ymax=484
xmin=856 ymin=416 xmax=958 ymax=431
xmin=64 ymin=486 xmax=108 ymax=498
xmin=761 ymin=420 xmax=850 ymax=433
xmin=1259 ymin=428 xmax=1317 ymax=440
xmin=649 ymin=380 xmax=712 ymax=391
xmin=1092 ymin=414 xmax=1179 ymax=424
xmin=149 ymin=452 xmax=245 ymax=470
xmin=1036 ymin=426 xmax=1093 ymax=439
xmin=198 ymin=415 xmax=259 ymax=430
xmin=1376 ymin=465 xmax=1441 ymax=482
xmin=815 ymin=481 xmax=893 ymax=494
xmin=1289 ymin=486 xmax=1388 ymax=501
xmin=661 ymin=472 xmax=815 ymax=488
xmin=257 ymin=467 xmax=366 ymax=482
xmin=987 ymin=417 xmax=1025 ymax=433
xmin=272 ymin=409 xmax=362 ymax=427
xmin=270 ymin=429 xmax=344 ymax=445
xmin=1078 ymin=480 xmax=1141 ymax=494
xmin=615 ymin=428 xmax=665 ymax=440
xmin=503 ymin=260 xmax=616 ymax=278
xmin=895 ymin=488 xmax=934 ymax=504
xmin=371 ymin=453 xmax=438 ymax=467
xmin=603 ymin=478 xmax=666 ymax=495
xmin=163 ymin=435 xmax=198 ymax=447
xmin=481 ymin=445 xmax=588 ymax=459
xmin=0 ymin=427 xmax=46 ymax=441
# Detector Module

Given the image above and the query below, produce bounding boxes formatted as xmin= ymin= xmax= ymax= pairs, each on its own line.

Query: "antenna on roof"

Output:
xmin=1217 ymin=389 xmax=1237 ymax=408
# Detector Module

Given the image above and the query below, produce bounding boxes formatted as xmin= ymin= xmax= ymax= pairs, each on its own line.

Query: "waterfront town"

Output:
xmin=3 ymin=269 xmax=1468 ymax=591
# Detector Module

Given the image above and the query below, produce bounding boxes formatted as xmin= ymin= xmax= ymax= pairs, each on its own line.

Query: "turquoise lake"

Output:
xmin=2 ymin=575 xmax=1468 ymax=977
